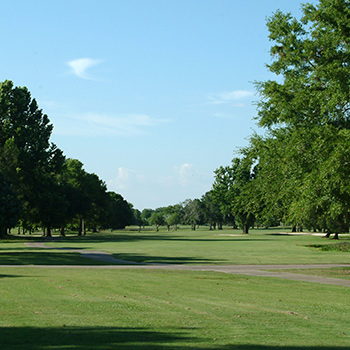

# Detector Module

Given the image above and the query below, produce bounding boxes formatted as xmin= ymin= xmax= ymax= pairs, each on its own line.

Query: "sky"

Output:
xmin=1 ymin=0 xmax=317 ymax=210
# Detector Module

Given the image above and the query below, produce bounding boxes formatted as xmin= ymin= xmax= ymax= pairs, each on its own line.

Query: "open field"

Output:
xmin=0 ymin=227 xmax=349 ymax=349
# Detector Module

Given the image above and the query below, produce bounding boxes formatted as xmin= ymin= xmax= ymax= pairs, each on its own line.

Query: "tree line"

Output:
xmin=146 ymin=0 xmax=350 ymax=238
xmin=212 ymin=0 xmax=350 ymax=238
xmin=1 ymin=0 xmax=349 ymax=239
xmin=0 ymin=80 xmax=134 ymax=237
xmin=134 ymin=194 xmax=226 ymax=232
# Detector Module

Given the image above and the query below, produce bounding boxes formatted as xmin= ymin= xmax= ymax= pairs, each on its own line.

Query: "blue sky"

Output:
xmin=1 ymin=0 xmax=317 ymax=210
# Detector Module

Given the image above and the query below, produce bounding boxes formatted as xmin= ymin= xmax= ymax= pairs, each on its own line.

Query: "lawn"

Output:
xmin=0 ymin=227 xmax=349 ymax=349
xmin=0 ymin=267 xmax=349 ymax=349
xmin=2 ymin=227 xmax=348 ymax=265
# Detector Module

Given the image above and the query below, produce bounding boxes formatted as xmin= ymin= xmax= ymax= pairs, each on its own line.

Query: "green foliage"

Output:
xmin=212 ymin=157 xmax=255 ymax=233
xmin=212 ymin=0 xmax=350 ymax=236
xmin=314 ymin=241 xmax=350 ymax=252
xmin=0 ymin=173 xmax=20 ymax=237
xmin=0 ymin=81 xmax=135 ymax=237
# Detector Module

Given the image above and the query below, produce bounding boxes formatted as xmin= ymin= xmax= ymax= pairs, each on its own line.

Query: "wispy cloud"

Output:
xmin=208 ymin=90 xmax=253 ymax=105
xmin=67 ymin=58 xmax=102 ymax=80
xmin=53 ymin=112 xmax=170 ymax=137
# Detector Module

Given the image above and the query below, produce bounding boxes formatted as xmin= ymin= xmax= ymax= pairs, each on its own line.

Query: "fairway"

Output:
xmin=0 ymin=267 xmax=349 ymax=349
xmin=5 ymin=227 xmax=349 ymax=265
xmin=0 ymin=228 xmax=350 ymax=349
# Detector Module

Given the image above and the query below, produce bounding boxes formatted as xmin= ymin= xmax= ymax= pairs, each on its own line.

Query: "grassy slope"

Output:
xmin=0 ymin=267 xmax=349 ymax=349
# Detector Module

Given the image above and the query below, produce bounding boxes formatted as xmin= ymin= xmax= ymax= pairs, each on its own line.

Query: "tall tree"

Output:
xmin=0 ymin=80 xmax=65 ymax=234
xmin=252 ymin=0 xmax=350 ymax=236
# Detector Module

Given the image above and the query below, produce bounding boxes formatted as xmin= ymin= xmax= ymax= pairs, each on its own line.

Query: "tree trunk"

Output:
xmin=60 ymin=227 xmax=65 ymax=237
xmin=46 ymin=226 xmax=52 ymax=237
xmin=323 ymin=230 xmax=331 ymax=238
xmin=0 ymin=227 xmax=6 ymax=238
xmin=333 ymin=233 xmax=339 ymax=240
xmin=243 ymin=224 xmax=249 ymax=234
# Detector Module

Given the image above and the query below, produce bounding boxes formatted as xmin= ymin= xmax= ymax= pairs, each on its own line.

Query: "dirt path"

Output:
xmin=5 ymin=241 xmax=347 ymax=287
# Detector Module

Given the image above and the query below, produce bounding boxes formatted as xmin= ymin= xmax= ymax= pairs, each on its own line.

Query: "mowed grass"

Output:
xmin=0 ymin=228 xmax=349 ymax=349
xmin=277 ymin=267 xmax=350 ymax=280
xmin=4 ymin=227 xmax=348 ymax=265
xmin=0 ymin=267 xmax=349 ymax=349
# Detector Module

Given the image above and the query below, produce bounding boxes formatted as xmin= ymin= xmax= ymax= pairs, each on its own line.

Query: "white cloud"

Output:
xmin=176 ymin=163 xmax=194 ymax=186
xmin=106 ymin=164 xmax=213 ymax=210
xmin=208 ymin=90 xmax=253 ymax=105
xmin=67 ymin=58 xmax=102 ymax=80
xmin=107 ymin=167 xmax=144 ymax=191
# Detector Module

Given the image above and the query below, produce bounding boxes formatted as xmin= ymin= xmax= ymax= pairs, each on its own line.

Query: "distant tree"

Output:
xmin=105 ymin=192 xmax=134 ymax=230
xmin=182 ymin=199 xmax=204 ymax=230
xmin=141 ymin=209 xmax=154 ymax=227
xmin=201 ymin=191 xmax=223 ymax=230
xmin=212 ymin=158 xmax=255 ymax=233
xmin=133 ymin=209 xmax=143 ymax=231
xmin=149 ymin=211 xmax=164 ymax=232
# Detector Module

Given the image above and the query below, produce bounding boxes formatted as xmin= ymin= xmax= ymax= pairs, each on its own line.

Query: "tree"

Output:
xmin=201 ymin=191 xmax=223 ymax=230
xmin=182 ymin=199 xmax=204 ymax=230
xmin=256 ymin=0 xmax=350 ymax=130
xmin=149 ymin=211 xmax=164 ymax=232
xmin=0 ymin=80 xmax=65 ymax=235
xmin=141 ymin=209 xmax=154 ymax=227
xmin=252 ymin=0 xmax=350 ymax=237
xmin=105 ymin=192 xmax=134 ymax=230
xmin=0 ymin=173 xmax=20 ymax=237
xmin=212 ymin=158 xmax=255 ymax=233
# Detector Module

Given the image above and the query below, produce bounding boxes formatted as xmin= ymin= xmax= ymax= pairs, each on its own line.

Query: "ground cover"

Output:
xmin=0 ymin=267 xmax=349 ymax=349
xmin=6 ymin=227 xmax=348 ymax=266
xmin=271 ymin=267 xmax=350 ymax=280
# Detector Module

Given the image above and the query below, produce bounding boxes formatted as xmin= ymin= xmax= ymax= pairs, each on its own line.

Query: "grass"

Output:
xmin=0 ymin=227 xmax=349 ymax=348
xmin=312 ymin=242 xmax=350 ymax=252
xmin=273 ymin=267 xmax=350 ymax=280
xmin=3 ymin=227 xmax=348 ymax=266
xmin=0 ymin=267 xmax=349 ymax=349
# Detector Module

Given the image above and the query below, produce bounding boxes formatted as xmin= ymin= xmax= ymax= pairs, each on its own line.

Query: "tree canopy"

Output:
xmin=0 ymin=80 xmax=135 ymax=237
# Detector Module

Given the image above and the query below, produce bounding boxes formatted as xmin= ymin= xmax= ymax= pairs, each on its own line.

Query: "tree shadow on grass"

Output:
xmin=0 ymin=251 xmax=222 ymax=266
xmin=0 ymin=326 xmax=348 ymax=350
xmin=54 ymin=233 xmax=272 ymax=244
xmin=0 ymin=252 xmax=110 ymax=266
xmin=0 ymin=274 xmax=24 ymax=278
xmin=111 ymin=253 xmax=222 ymax=265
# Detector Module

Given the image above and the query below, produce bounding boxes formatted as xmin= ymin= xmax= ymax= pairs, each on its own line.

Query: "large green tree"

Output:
xmin=0 ymin=80 xmax=65 ymax=234
xmin=251 ymin=0 xmax=350 ymax=236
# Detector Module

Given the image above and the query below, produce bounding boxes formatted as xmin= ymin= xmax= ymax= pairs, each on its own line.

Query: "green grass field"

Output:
xmin=0 ymin=227 xmax=349 ymax=349
xmin=3 ymin=227 xmax=349 ymax=265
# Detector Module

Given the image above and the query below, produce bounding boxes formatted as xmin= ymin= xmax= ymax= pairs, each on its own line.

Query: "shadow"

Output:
xmin=0 ymin=326 xmax=202 ymax=350
xmin=110 ymin=253 xmax=222 ymax=265
xmin=46 ymin=233 xmax=272 ymax=244
xmin=0 ymin=252 xmax=109 ymax=266
xmin=0 ymin=274 xmax=24 ymax=278
xmin=0 ymin=326 xmax=347 ymax=350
